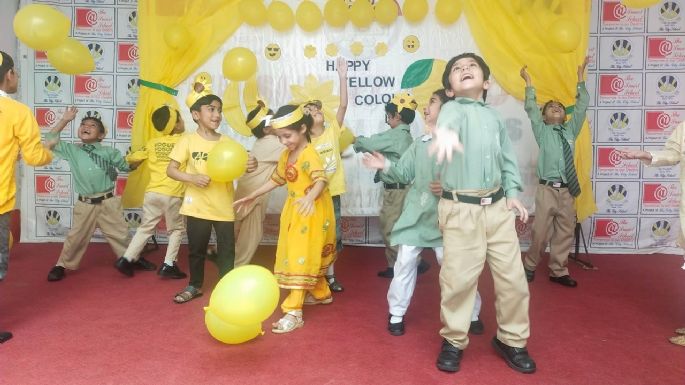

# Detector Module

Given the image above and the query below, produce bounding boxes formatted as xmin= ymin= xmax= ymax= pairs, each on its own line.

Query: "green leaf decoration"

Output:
xmin=401 ymin=59 xmax=434 ymax=89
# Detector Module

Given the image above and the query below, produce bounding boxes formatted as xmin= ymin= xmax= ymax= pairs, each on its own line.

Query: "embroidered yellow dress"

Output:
xmin=271 ymin=144 xmax=336 ymax=289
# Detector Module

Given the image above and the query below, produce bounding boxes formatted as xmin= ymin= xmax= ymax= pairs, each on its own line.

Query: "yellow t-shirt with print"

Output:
xmin=126 ymin=134 xmax=185 ymax=197
xmin=169 ymin=132 xmax=236 ymax=221
xmin=311 ymin=121 xmax=346 ymax=196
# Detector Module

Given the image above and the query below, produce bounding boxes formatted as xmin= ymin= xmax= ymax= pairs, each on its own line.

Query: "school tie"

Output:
xmin=82 ymin=144 xmax=118 ymax=181
xmin=554 ymin=127 xmax=581 ymax=197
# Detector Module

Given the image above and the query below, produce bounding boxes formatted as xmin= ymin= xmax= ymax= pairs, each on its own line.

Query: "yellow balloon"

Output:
xmin=239 ymin=0 xmax=268 ymax=26
xmin=435 ymin=0 xmax=462 ymax=24
xmin=205 ymin=308 xmax=262 ymax=344
xmin=267 ymin=1 xmax=295 ymax=31
xmin=47 ymin=38 xmax=95 ymax=75
xmin=374 ymin=0 xmax=398 ymax=25
xmin=324 ymin=0 xmax=349 ymax=28
xmin=403 ymin=0 xmax=429 ymax=23
xmin=163 ymin=24 xmax=191 ymax=50
xmin=546 ymin=18 xmax=581 ymax=53
xmin=296 ymin=1 xmax=323 ymax=32
xmin=222 ymin=47 xmax=257 ymax=81
xmin=621 ymin=0 xmax=660 ymax=8
xmin=350 ymin=0 xmax=374 ymax=28
xmin=208 ymin=265 xmax=280 ymax=326
xmin=206 ymin=140 xmax=249 ymax=183
xmin=13 ymin=4 xmax=69 ymax=51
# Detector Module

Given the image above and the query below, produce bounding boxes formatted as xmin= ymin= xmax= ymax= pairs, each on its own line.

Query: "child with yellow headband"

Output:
xmin=114 ymin=104 xmax=188 ymax=279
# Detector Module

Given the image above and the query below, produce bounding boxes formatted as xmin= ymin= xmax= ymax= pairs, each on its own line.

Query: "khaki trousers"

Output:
xmin=379 ymin=188 xmax=408 ymax=267
xmin=524 ymin=185 xmax=576 ymax=277
xmin=57 ymin=196 xmax=129 ymax=270
xmin=234 ymin=194 xmax=269 ymax=267
xmin=438 ymin=197 xmax=530 ymax=349
xmin=124 ymin=192 xmax=184 ymax=265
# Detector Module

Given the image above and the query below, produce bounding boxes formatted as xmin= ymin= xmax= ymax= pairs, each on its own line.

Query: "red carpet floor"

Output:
xmin=1 ymin=242 xmax=684 ymax=384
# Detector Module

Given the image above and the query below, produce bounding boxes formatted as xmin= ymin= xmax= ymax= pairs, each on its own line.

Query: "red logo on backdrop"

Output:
xmin=35 ymin=51 xmax=47 ymax=60
xmin=117 ymin=111 xmax=134 ymax=129
xmin=597 ymin=147 xmax=623 ymax=168
xmin=35 ymin=175 xmax=56 ymax=193
xmin=648 ymin=38 xmax=673 ymax=59
xmin=602 ymin=1 xmax=626 ymax=22
xmin=594 ymin=219 xmax=620 ymax=237
xmin=74 ymin=76 xmax=99 ymax=94
xmin=76 ymin=8 xmax=98 ymax=27
xmin=645 ymin=111 xmax=672 ymax=132
xmin=600 ymin=75 xmax=625 ymax=95
xmin=116 ymin=178 xmax=127 ymax=195
xmin=117 ymin=43 xmax=138 ymax=62
xmin=35 ymin=108 xmax=58 ymax=127
xmin=643 ymin=183 xmax=669 ymax=203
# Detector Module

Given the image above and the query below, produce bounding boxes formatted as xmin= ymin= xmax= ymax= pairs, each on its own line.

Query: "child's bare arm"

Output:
xmin=167 ymin=160 xmax=210 ymax=188
xmin=520 ymin=65 xmax=532 ymax=87
xmin=578 ymin=56 xmax=590 ymax=82
xmin=294 ymin=179 xmax=327 ymax=216
xmin=336 ymin=57 xmax=349 ymax=127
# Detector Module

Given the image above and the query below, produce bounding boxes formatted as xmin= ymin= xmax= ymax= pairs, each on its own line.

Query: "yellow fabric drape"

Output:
xmin=463 ymin=0 xmax=597 ymax=221
xmin=123 ymin=0 xmax=242 ymax=208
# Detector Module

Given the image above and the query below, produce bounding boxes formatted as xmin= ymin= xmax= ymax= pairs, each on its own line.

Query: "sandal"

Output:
xmin=173 ymin=286 xmax=203 ymax=304
xmin=271 ymin=310 xmax=304 ymax=334
xmin=669 ymin=335 xmax=685 ymax=347
xmin=326 ymin=274 xmax=344 ymax=292
xmin=675 ymin=327 xmax=685 ymax=335
xmin=303 ymin=293 xmax=333 ymax=306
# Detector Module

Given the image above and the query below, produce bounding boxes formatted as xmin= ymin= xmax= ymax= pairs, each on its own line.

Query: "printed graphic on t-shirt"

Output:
xmin=154 ymin=142 xmax=174 ymax=162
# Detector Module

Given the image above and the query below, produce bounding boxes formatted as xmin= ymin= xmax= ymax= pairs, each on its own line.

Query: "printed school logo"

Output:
xmin=643 ymin=183 xmax=669 ymax=203
xmin=35 ymin=108 xmax=58 ymax=128
xmin=607 ymin=184 xmax=627 ymax=202
xmin=35 ymin=175 xmax=56 ymax=193
xmin=45 ymin=209 xmax=61 ymax=227
xmin=646 ymin=111 xmax=672 ymax=132
xmin=118 ymin=43 xmax=138 ymax=63
xmin=609 ymin=112 xmax=629 ymax=130
xmin=76 ymin=8 xmax=98 ymax=28
xmin=43 ymin=75 xmax=62 ymax=94
xmin=597 ymin=148 xmax=623 ymax=168
xmin=515 ymin=220 xmax=529 ymax=236
xmin=611 ymin=39 xmax=632 ymax=58
xmin=603 ymin=1 xmax=626 ymax=22
xmin=117 ymin=111 xmax=134 ymax=130
xmin=191 ymin=151 xmax=208 ymax=161
xmin=85 ymin=110 xmax=102 ymax=120
xmin=594 ymin=219 xmax=620 ymax=238
xmin=657 ymin=75 xmax=678 ymax=94
xmin=125 ymin=212 xmax=142 ymax=229
xmin=660 ymin=1 xmax=681 ymax=20
xmin=126 ymin=78 xmax=140 ymax=97
xmin=74 ymin=76 xmax=99 ymax=95
xmin=651 ymin=220 xmax=671 ymax=238
xmin=127 ymin=10 xmax=138 ymax=29
xmin=599 ymin=75 xmax=624 ymax=96
xmin=88 ymin=43 xmax=104 ymax=60
xmin=648 ymin=38 xmax=673 ymax=59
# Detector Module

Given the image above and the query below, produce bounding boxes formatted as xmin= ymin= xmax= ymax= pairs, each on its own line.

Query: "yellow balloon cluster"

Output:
xmin=206 ymin=140 xmax=249 ymax=183
xmin=375 ymin=0 xmax=399 ymax=25
xmin=239 ymin=0 xmax=267 ymax=26
xmin=163 ymin=24 xmax=191 ymax=50
xmin=222 ymin=47 xmax=257 ymax=81
xmin=47 ymin=38 xmax=95 ymax=75
xmin=621 ymin=0 xmax=661 ymax=8
xmin=403 ymin=0 xmax=429 ymax=23
xmin=268 ymin=1 xmax=295 ymax=31
xmin=546 ymin=18 xmax=580 ymax=53
xmin=204 ymin=265 xmax=280 ymax=344
xmin=13 ymin=4 xmax=70 ymax=51
xmin=324 ymin=0 xmax=349 ymax=27
xmin=435 ymin=0 xmax=463 ymax=25
xmin=296 ymin=1 xmax=323 ymax=32
xmin=350 ymin=0 xmax=374 ymax=28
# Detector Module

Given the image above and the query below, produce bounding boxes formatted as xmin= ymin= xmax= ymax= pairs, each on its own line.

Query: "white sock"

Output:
xmin=390 ymin=315 xmax=403 ymax=324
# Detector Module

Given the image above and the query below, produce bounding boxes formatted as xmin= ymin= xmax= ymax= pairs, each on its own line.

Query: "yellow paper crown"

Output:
xmin=246 ymin=100 xmax=270 ymax=129
xmin=185 ymin=72 xmax=213 ymax=108
xmin=391 ymin=92 xmax=418 ymax=113
xmin=271 ymin=106 xmax=304 ymax=129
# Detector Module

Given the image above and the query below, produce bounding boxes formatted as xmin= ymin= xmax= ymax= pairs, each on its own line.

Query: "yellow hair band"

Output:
xmin=0 ymin=53 xmax=3 ymax=66
xmin=391 ymin=92 xmax=418 ymax=113
xmin=246 ymin=105 xmax=269 ymax=129
xmin=271 ymin=107 xmax=304 ymax=129
xmin=161 ymin=105 xmax=179 ymax=135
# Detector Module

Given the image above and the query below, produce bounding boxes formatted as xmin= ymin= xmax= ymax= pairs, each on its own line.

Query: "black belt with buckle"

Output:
xmin=441 ymin=188 xmax=505 ymax=206
xmin=78 ymin=191 xmax=114 ymax=204
xmin=539 ymin=179 xmax=568 ymax=188
xmin=383 ymin=183 xmax=407 ymax=190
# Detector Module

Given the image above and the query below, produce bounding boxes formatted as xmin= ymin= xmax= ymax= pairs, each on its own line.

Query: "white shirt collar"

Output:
xmin=421 ymin=134 xmax=432 ymax=142
xmin=0 ymin=89 xmax=8 ymax=98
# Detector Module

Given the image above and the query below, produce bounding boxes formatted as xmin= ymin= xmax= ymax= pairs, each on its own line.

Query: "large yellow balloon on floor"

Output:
xmin=324 ymin=0 xmax=348 ymax=27
xmin=374 ymin=0 xmax=398 ymax=25
xmin=268 ymin=1 xmax=295 ymax=31
xmin=435 ymin=0 xmax=462 ymax=25
xmin=350 ymin=0 xmax=374 ymax=28
xmin=222 ymin=47 xmax=257 ymax=82
xmin=47 ymin=38 xmax=95 ymax=75
xmin=296 ymin=1 xmax=323 ymax=32
xmin=621 ymin=0 xmax=660 ymax=8
xmin=204 ymin=308 xmax=263 ymax=344
xmin=206 ymin=140 xmax=249 ymax=183
xmin=403 ymin=0 xmax=429 ymax=23
xmin=208 ymin=265 xmax=280 ymax=326
xmin=13 ymin=4 xmax=70 ymax=51
xmin=239 ymin=0 xmax=268 ymax=26
xmin=546 ymin=18 xmax=580 ymax=53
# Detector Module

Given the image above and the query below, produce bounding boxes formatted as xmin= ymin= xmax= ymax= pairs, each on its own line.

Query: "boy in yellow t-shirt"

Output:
xmin=114 ymin=105 xmax=187 ymax=279
xmin=167 ymin=93 xmax=256 ymax=304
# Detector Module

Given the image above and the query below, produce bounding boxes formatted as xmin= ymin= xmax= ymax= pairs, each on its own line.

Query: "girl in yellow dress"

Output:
xmin=234 ymin=104 xmax=336 ymax=334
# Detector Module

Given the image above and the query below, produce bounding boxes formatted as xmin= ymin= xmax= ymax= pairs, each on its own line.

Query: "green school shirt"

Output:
xmin=353 ymin=123 xmax=413 ymax=183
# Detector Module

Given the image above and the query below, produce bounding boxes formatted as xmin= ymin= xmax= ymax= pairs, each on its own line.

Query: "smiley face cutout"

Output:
xmin=265 ymin=43 xmax=281 ymax=61
xmin=403 ymin=35 xmax=420 ymax=53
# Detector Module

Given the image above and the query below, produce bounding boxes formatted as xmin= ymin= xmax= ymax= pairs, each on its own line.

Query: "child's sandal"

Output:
xmin=271 ymin=310 xmax=304 ymax=334
xmin=674 ymin=327 xmax=685 ymax=335
xmin=173 ymin=286 xmax=203 ymax=304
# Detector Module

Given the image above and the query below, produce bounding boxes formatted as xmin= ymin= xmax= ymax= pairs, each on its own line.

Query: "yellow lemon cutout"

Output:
xmin=265 ymin=43 xmax=281 ymax=61
xmin=350 ymin=41 xmax=364 ymax=56
xmin=304 ymin=45 xmax=317 ymax=58
xmin=326 ymin=43 xmax=339 ymax=57
xmin=375 ymin=42 xmax=389 ymax=56
xmin=403 ymin=35 xmax=420 ymax=53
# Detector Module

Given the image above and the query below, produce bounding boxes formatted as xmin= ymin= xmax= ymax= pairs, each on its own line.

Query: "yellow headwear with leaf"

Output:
xmin=246 ymin=100 xmax=271 ymax=130
xmin=390 ymin=92 xmax=418 ymax=113
xmin=185 ymin=72 xmax=213 ymax=108
xmin=271 ymin=105 xmax=305 ymax=129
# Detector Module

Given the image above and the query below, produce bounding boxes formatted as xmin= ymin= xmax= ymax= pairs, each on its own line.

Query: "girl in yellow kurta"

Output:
xmin=234 ymin=105 xmax=336 ymax=334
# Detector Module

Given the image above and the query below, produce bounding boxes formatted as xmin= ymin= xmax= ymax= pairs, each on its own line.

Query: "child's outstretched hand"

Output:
xmin=507 ymin=197 xmax=529 ymax=223
xmin=429 ymin=127 xmax=463 ymax=164
xmin=616 ymin=149 xmax=651 ymax=162
xmin=520 ymin=65 xmax=532 ymax=87
xmin=578 ymin=56 xmax=590 ymax=81
xmin=361 ymin=152 xmax=386 ymax=170
xmin=294 ymin=196 xmax=315 ymax=217
xmin=337 ymin=56 xmax=348 ymax=79
xmin=246 ymin=154 xmax=258 ymax=173
xmin=233 ymin=196 xmax=255 ymax=215
xmin=191 ymin=174 xmax=210 ymax=188
xmin=62 ymin=106 xmax=78 ymax=122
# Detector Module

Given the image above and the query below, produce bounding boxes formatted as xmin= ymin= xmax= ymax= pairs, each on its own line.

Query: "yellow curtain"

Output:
xmin=463 ymin=0 xmax=597 ymax=221
xmin=122 ymin=0 xmax=242 ymax=208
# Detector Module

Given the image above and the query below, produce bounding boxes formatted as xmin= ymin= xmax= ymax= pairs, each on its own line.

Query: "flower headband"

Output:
xmin=271 ymin=106 xmax=304 ymax=129
xmin=390 ymin=92 xmax=418 ymax=113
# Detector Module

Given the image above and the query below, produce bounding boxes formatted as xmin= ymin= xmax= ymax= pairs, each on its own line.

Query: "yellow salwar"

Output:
xmin=271 ymin=145 xmax=336 ymax=312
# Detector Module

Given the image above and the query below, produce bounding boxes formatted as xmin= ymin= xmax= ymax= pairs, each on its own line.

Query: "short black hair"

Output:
xmin=442 ymin=52 xmax=491 ymax=101
xmin=0 ymin=51 xmax=14 ymax=81
xmin=273 ymin=104 xmax=313 ymax=142
xmin=151 ymin=106 xmax=180 ymax=132
xmin=385 ymin=102 xmax=416 ymax=124
xmin=190 ymin=94 xmax=222 ymax=112
xmin=81 ymin=117 xmax=106 ymax=137
xmin=246 ymin=105 xmax=274 ymax=139
xmin=433 ymin=89 xmax=452 ymax=104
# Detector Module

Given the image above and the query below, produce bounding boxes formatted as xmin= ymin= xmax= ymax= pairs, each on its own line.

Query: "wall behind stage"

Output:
xmin=16 ymin=0 xmax=685 ymax=255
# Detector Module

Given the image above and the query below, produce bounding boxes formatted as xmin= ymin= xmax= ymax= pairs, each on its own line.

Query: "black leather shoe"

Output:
xmin=133 ymin=257 xmax=157 ymax=271
xmin=491 ymin=337 xmax=536 ymax=374
xmin=47 ymin=266 xmax=65 ymax=281
xmin=387 ymin=315 xmax=405 ymax=336
xmin=158 ymin=263 xmax=187 ymax=279
xmin=524 ymin=268 xmax=535 ymax=283
xmin=436 ymin=339 xmax=462 ymax=372
xmin=326 ymin=275 xmax=344 ymax=292
xmin=0 ymin=331 xmax=12 ymax=343
xmin=417 ymin=259 xmax=430 ymax=275
xmin=114 ymin=257 xmax=134 ymax=277
xmin=549 ymin=275 xmax=577 ymax=287
xmin=469 ymin=318 xmax=484 ymax=335
xmin=377 ymin=267 xmax=394 ymax=278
